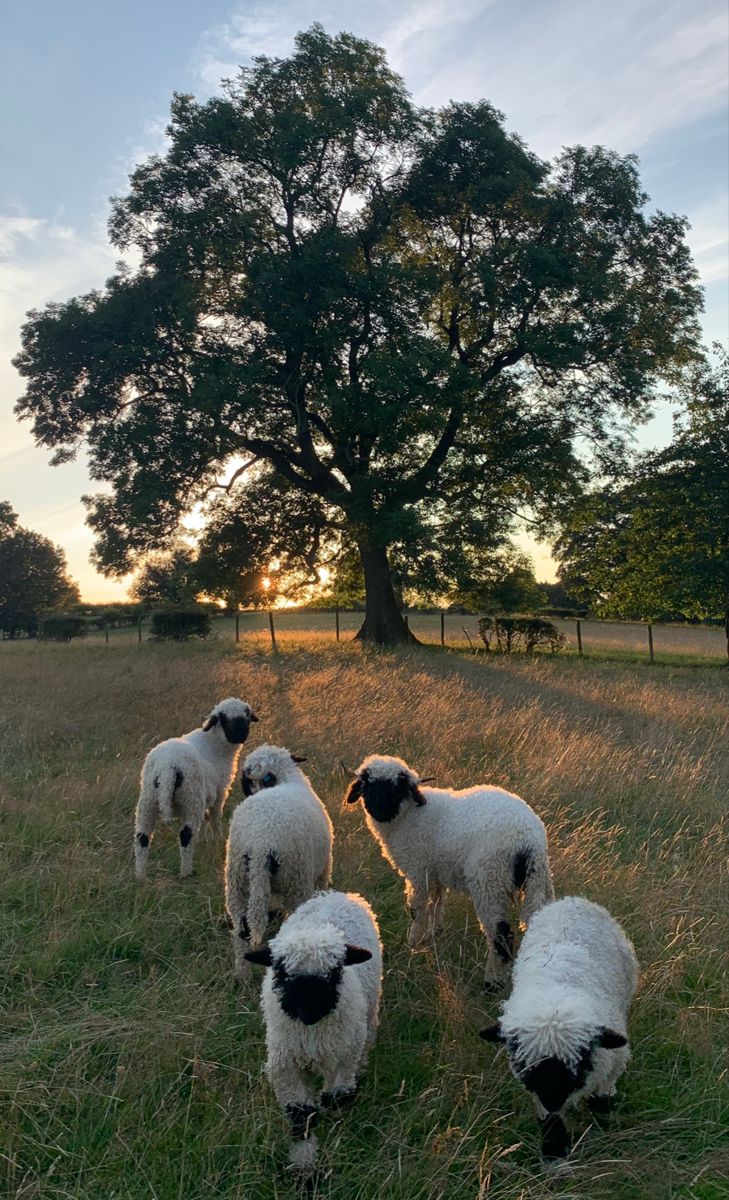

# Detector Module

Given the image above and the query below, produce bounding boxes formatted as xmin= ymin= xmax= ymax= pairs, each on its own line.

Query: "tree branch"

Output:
xmin=200 ymin=457 xmax=259 ymax=500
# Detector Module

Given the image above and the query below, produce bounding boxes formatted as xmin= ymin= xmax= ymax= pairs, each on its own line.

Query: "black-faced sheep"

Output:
xmin=225 ymin=745 xmax=333 ymax=982
xmin=134 ymin=697 xmax=257 ymax=881
xmin=344 ymin=753 xmax=553 ymax=985
xmin=245 ymin=890 xmax=382 ymax=1169
xmin=479 ymin=896 xmax=638 ymax=1158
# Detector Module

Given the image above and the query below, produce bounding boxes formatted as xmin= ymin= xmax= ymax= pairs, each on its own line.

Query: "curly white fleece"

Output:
xmin=500 ymin=896 xmax=639 ymax=1105
xmin=225 ymin=746 xmax=333 ymax=981
xmin=259 ymin=891 xmax=383 ymax=1168
xmin=133 ymin=697 xmax=254 ymax=880
xmin=353 ymin=753 xmax=554 ymax=978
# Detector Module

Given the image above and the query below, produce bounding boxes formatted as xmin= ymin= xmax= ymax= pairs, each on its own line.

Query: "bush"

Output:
xmin=38 ymin=615 xmax=87 ymax=642
xmin=149 ymin=608 xmax=211 ymax=641
xmin=478 ymin=615 xmax=567 ymax=654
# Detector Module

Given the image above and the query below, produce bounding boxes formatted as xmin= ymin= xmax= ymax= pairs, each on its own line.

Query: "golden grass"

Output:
xmin=0 ymin=634 xmax=727 ymax=1199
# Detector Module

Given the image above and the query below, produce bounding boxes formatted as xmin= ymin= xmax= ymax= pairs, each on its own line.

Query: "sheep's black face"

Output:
xmin=517 ymin=1045 xmax=593 ymax=1113
xmin=273 ymin=962 xmax=343 ymax=1025
xmin=219 ymin=710 xmax=251 ymax=745
xmin=361 ymin=772 xmax=413 ymax=823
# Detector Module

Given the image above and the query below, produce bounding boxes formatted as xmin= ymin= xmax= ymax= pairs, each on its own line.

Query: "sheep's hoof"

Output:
xmin=587 ymin=1093 xmax=615 ymax=1115
xmin=287 ymin=1136 xmax=318 ymax=1172
xmin=179 ymin=871 xmax=197 ymax=880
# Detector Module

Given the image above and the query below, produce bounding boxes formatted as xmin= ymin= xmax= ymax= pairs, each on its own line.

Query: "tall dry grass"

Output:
xmin=0 ymin=635 xmax=727 ymax=1199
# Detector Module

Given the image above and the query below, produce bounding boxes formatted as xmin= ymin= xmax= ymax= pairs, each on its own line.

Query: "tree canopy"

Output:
xmin=129 ymin=544 xmax=199 ymax=606
xmin=14 ymin=25 xmax=704 ymax=642
xmin=0 ymin=506 xmax=80 ymax=637
xmin=555 ymin=349 xmax=728 ymax=653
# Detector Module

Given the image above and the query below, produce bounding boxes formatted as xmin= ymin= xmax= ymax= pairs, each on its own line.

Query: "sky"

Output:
xmin=1 ymin=0 xmax=727 ymax=600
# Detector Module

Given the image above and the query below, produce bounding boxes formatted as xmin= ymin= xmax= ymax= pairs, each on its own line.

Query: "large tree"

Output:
xmin=14 ymin=26 xmax=703 ymax=643
xmin=555 ymin=348 xmax=729 ymax=655
xmin=129 ymin=543 xmax=199 ymax=606
xmin=0 ymin=506 xmax=80 ymax=637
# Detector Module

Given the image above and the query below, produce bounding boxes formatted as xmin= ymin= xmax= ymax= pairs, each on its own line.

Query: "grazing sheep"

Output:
xmin=245 ymin=890 xmax=382 ymax=1170
xmin=344 ymin=754 xmax=553 ymax=985
xmin=479 ymin=896 xmax=639 ymax=1159
xmin=225 ymin=745 xmax=333 ymax=982
xmin=134 ymin=698 xmax=257 ymax=881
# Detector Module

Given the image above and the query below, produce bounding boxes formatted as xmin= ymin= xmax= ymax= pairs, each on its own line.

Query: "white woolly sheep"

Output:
xmin=225 ymin=745 xmax=334 ymax=982
xmin=245 ymin=890 xmax=382 ymax=1170
xmin=134 ymin=697 xmax=258 ymax=881
xmin=344 ymin=754 xmax=554 ymax=985
xmin=479 ymin=896 xmax=639 ymax=1159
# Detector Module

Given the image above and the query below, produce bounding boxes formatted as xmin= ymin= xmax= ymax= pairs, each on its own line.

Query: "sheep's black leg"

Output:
xmin=179 ymin=823 xmax=196 ymax=878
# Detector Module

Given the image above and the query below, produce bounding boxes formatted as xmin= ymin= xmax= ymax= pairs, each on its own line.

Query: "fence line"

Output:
xmin=11 ymin=610 xmax=725 ymax=663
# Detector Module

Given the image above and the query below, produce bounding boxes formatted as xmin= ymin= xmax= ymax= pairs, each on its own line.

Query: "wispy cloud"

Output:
xmin=413 ymin=0 xmax=728 ymax=158
xmin=687 ymin=197 xmax=729 ymax=285
xmin=194 ymin=0 xmax=728 ymax=157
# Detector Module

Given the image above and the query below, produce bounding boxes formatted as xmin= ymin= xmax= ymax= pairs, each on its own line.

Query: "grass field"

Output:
xmin=1 ymin=634 xmax=727 ymax=1199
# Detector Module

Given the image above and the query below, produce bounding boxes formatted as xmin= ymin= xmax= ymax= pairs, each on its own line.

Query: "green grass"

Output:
xmin=0 ymin=635 xmax=727 ymax=1198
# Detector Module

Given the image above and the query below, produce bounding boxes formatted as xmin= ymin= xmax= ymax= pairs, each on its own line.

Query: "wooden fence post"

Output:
xmin=335 ymin=603 xmax=340 ymax=642
xmin=235 ymin=611 xmax=240 ymax=644
xmin=137 ymin=616 xmax=142 ymax=644
xmin=104 ymin=621 xmax=109 ymax=646
xmin=647 ymin=623 xmax=655 ymax=664
xmin=268 ymin=608 xmax=277 ymax=651
xmin=576 ymin=618 xmax=583 ymax=656
xmin=404 ymin=613 xmax=409 ymax=632
xmin=440 ymin=611 xmax=445 ymax=647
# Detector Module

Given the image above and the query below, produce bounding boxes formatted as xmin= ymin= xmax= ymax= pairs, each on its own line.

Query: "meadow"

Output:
xmin=0 ymin=632 xmax=727 ymax=1199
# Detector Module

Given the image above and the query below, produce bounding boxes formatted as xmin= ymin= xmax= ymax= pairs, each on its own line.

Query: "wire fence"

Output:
xmin=38 ymin=608 xmax=727 ymax=665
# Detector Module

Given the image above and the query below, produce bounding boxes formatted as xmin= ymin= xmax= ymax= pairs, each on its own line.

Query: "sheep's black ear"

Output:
xmin=344 ymin=778 xmax=363 ymax=804
xmin=343 ymin=944 xmax=372 ymax=965
xmin=202 ymin=712 xmax=219 ymax=731
xmin=249 ymin=711 xmax=260 ymax=723
xmin=596 ymin=1028 xmax=627 ymax=1049
xmin=410 ymin=783 xmax=427 ymax=806
xmin=291 ymin=754 xmax=307 ymax=763
xmin=244 ymin=946 xmax=273 ymax=966
xmin=479 ymin=1023 xmax=504 ymax=1043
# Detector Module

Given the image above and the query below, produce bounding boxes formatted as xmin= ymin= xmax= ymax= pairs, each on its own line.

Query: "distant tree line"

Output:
xmin=0 ymin=504 xmax=79 ymax=638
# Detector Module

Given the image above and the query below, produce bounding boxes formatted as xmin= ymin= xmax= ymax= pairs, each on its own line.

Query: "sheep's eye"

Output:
xmin=261 ymin=772 xmax=276 ymax=788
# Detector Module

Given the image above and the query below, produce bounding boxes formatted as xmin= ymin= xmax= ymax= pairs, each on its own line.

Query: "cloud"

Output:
xmin=413 ymin=0 xmax=728 ymax=158
xmin=0 ymin=211 xmax=118 ymax=452
xmin=686 ymin=196 xmax=729 ymax=285
xmin=194 ymin=0 xmax=728 ymax=157
xmin=193 ymin=0 xmax=486 ymax=94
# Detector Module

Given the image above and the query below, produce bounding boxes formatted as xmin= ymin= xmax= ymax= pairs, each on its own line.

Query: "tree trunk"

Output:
xmin=354 ymin=542 xmax=418 ymax=645
xmin=725 ymin=608 xmax=729 ymax=663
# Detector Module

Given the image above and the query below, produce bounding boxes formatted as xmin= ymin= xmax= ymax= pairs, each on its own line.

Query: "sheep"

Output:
xmin=245 ymin=890 xmax=382 ymax=1170
xmin=344 ymin=754 xmax=553 ymax=986
xmin=479 ymin=896 xmax=639 ymax=1159
xmin=134 ymin=697 xmax=257 ymax=881
xmin=225 ymin=745 xmax=334 ymax=982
